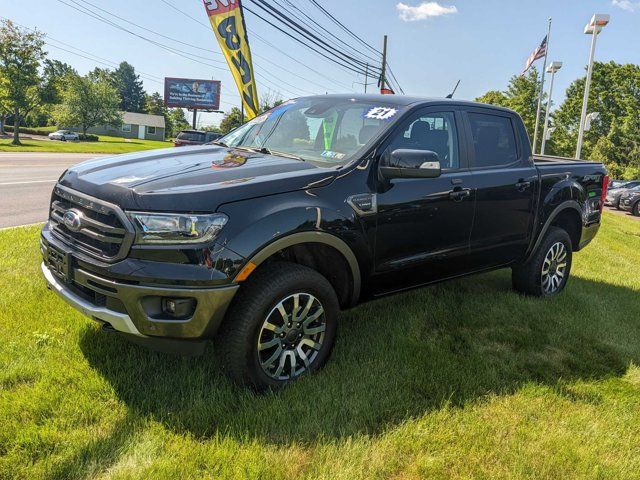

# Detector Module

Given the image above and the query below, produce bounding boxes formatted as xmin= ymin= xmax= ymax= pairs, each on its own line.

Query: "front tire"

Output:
xmin=217 ymin=262 xmax=339 ymax=390
xmin=633 ymin=201 xmax=640 ymax=217
xmin=512 ymin=227 xmax=573 ymax=297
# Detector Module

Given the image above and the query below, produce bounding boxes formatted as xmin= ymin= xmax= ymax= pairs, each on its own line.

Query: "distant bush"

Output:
xmin=3 ymin=125 xmax=57 ymax=135
xmin=78 ymin=134 xmax=99 ymax=142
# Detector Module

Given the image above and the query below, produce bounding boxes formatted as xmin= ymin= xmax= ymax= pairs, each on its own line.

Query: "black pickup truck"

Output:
xmin=41 ymin=95 xmax=608 ymax=389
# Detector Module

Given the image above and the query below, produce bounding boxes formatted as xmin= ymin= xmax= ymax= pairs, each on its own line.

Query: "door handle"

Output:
xmin=515 ymin=180 xmax=531 ymax=191
xmin=449 ymin=188 xmax=471 ymax=201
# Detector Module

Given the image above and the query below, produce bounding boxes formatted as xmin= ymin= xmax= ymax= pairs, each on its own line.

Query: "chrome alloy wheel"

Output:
xmin=541 ymin=241 xmax=568 ymax=294
xmin=257 ymin=293 xmax=326 ymax=381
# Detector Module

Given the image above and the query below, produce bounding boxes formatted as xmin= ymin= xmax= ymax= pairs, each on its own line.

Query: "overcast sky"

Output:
xmin=2 ymin=0 xmax=639 ymax=127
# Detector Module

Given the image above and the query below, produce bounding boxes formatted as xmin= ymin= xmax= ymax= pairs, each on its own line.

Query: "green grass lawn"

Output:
xmin=0 ymin=135 xmax=171 ymax=154
xmin=1 ymin=212 xmax=640 ymax=479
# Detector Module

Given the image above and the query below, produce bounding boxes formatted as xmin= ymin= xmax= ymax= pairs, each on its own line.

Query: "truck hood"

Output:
xmin=59 ymin=145 xmax=338 ymax=211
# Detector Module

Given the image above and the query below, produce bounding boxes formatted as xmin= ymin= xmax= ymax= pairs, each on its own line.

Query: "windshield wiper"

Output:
xmin=209 ymin=140 xmax=228 ymax=147
xmin=257 ymin=147 xmax=304 ymax=161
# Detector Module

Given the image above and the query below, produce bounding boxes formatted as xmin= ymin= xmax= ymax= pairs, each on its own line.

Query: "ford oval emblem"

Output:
xmin=62 ymin=209 xmax=83 ymax=232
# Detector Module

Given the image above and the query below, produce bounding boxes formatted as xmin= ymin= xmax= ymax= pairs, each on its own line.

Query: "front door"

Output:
xmin=373 ymin=109 xmax=476 ymax=292
xmin=138 ymin=126 xmax=145 ymax=140
xmin=464 ymin=109 xmax=538 ymax=267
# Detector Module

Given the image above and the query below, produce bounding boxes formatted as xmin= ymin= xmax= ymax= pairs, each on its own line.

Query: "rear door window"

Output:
xmin=468 ymin=113 xmax=519 ymax=168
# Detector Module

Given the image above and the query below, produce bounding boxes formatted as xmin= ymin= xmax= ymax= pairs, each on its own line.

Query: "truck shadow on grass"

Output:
xmin=79 ymin=270 xmax=640 ymax=445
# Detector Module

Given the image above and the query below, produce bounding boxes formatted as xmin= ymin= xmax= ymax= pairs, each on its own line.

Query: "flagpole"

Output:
xmin=532 ymin=18 xmax=552 ymax=154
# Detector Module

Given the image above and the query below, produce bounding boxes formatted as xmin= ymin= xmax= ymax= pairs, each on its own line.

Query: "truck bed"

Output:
xmin=533 ymin=154 xmax=599 ymax=167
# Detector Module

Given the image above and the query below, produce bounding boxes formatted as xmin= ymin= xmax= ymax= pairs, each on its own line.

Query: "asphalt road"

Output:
xmin=0 ymin=152 xmax=638 ymax=229
xmin=0 ymin=152 xmax=107 ymax=229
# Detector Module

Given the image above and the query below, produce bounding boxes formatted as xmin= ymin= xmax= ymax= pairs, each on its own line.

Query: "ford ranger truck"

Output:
xmin=41 ymin=95 xmax=608 ymax=390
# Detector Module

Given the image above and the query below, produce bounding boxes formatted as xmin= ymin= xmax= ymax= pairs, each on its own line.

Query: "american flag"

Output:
xmin=521 ymin=35 xmax=548 ymax=76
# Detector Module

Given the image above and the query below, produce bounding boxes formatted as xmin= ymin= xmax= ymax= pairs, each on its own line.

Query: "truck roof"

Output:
xmin=296 ymin=93 xmax=517 ymax=115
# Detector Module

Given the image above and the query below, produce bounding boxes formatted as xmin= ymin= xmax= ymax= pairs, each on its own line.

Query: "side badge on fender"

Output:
xmin=347 ymin=193 xmax=377 ymax=216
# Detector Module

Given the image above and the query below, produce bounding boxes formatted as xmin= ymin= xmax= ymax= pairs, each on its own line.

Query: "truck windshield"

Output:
xmin=220 ymin=98 xmax=404 ymax=167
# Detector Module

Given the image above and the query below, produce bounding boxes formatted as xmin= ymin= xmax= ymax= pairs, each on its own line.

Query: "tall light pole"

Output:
xmin=576 ymin=14 xmax=610 ymax=159
xmin=540 ymin=61 xmax=562 ymax=156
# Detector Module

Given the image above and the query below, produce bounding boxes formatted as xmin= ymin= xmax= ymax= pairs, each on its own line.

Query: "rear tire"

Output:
xmin=216 ymin=262 xmax=339 ymax=391
xmin=512 ymin=227 xmax=573 ymax=297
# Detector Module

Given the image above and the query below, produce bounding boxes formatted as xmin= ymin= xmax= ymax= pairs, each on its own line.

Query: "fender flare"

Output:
xmin=237 ymin=231 xmax=362 ymax=305
xmin=527 ymin=200 xmax=582 ymax=260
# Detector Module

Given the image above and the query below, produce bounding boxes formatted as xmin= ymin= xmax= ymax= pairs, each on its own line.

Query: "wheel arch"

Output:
xmin=528 ymin=201 xmax=583 ymax=260
xmin=235 ymin=232 xmax=362 ymax=308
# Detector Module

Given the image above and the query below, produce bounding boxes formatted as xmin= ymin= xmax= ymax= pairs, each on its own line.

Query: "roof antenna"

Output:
xmin=446 ymin=80 xmax=461 ymax=99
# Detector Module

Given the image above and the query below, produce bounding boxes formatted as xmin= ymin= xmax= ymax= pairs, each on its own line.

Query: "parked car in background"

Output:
xmin=604 ymin=180 xmax=640 ymax=209
xmin=174 ymin=130 xmax=223 ymax=147
xmin=619 ymin=186 xmax=640 ymax=216
xmin=48 ymin=130 xmax=80 ymax=142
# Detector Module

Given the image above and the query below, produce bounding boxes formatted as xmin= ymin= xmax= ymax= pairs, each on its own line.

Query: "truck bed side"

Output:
xmin=526 ymin=158 xmax=607 ymax=260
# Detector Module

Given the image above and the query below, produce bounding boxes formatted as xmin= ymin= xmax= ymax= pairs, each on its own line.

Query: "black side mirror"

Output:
xmin=380 ymin=149 xmax=442 ymax=180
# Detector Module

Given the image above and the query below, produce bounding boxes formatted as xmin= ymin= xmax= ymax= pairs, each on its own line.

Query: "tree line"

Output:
xmin=0 ymin=20 xmax=190 ymax=145
xmin=476 ymin=62 xmax=640 ymax=180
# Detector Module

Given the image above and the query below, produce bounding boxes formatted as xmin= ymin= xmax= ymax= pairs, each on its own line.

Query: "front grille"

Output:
xmin=48 ymin=185 xmax=134 ymax=262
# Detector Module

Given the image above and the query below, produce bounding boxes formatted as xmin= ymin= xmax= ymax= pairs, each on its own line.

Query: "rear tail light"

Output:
xmin=599 ymin=174 xmax=610 ymax=212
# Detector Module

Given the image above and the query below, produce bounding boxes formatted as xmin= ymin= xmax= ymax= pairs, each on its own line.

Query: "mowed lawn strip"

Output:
xmin=0 ymin=135 xmax=171 ymax=154
xmin=1 ymin=212 xmax=639 ymax=479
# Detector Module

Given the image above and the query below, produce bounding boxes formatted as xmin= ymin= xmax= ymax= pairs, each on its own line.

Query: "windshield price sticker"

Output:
xmin=364 ymin=107 xmax=398 ymax=121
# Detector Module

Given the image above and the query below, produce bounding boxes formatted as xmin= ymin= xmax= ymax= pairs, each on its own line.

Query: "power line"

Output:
xmin=250 ymin=0 xmax=379 ymax=74
xmin=307 ymin=0 xmax=380 ymax=56
xmin=56 ymin=0 xmax=312 ymax=99
xmin=243 ymin=3 xmax=370 ymax=78
xmin=164 ymin=0 xmax=353 ymax=91
xmin=273 ymin=0 xmax=381 ymax=66
xmin=68 ymin=0 xmax=322 ymax=97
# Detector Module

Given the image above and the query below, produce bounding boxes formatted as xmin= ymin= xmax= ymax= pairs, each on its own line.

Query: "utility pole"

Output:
xmin=380 ymin=35 xmax=388 ymax=93
xmin=192 ymin=108 xmax=198 ymax=130
xmin=364 ymin=63 xmax=369 ymax=93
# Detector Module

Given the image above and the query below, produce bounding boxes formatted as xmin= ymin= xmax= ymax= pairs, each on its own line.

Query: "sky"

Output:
xmin=1 ymin=0 xmax=639 ymax=128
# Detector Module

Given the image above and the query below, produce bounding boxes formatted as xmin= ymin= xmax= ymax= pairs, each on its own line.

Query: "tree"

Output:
xmin=167 ymin=108 xmax=189 ymax=138
xmin=112 ymin=61 xmax=146 ymax=113
xmin=550 ymin=62 xmax=640 ymax=169
xmin=53 ymin=74 xmax=121 ymax=135
xmin=475 ymin=90 xmax=509 ymax=108
xmin=0 ymin=20 xmax=46 ymax=145
xmin=145 ymin=92 xmax=170 ymax=138
xmin=475 ymin=67 xmax=544 ymax=151
xmin=41 ymin=59 xmax=77 ymax=105
xmin=219 ymin=107 xmax=243 ymax=134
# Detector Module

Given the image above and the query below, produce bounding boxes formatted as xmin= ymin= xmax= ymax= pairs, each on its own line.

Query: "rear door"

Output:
xmin=464 ymin=108 xmax=538 ymax=267
xmin=373 ymin=107 xmax=476 ymax=290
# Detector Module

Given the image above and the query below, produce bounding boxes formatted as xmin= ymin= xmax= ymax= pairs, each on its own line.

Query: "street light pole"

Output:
xmin=576 ymin=14 xmax=610 ymax=159
xmin=541 ymin=61 xmax=562 ymax=156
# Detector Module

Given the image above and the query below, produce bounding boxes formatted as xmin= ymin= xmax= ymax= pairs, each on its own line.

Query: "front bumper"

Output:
xmin=42 ymin=260 xmax=239 ymax=339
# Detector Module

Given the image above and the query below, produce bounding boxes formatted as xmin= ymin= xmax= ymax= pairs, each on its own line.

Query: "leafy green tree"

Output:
xmin=167 ymin=108 xmax=189 ymax=138
xmin=549 ymin=62 xmax=640 ymax=170
xmin=475 ymin=90 xmax=509 ymax=108
xmin=0 ymin=72 xmax=9 ymax=135
xmin=0 ymin=20 xmax=46 ymax=145
xmin=53 ymin=74 xmax=121 ymax=135
xmin=112 ymin=61 xmax=146 ymax=113
xmin=219 ymin=107 xmax=243 ymax=134
xmin=145 ymin=92 xmax=170 ymax=138
xmin=41 ymin=59 xmax=77 ymax=105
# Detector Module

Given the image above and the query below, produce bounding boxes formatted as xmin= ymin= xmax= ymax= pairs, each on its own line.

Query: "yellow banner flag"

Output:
xmin=203 ymin=0 xmax=259 ymax=120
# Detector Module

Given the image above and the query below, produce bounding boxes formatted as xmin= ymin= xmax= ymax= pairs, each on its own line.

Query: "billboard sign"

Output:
xmin=164 ymin=78 xmax=221 ymax=110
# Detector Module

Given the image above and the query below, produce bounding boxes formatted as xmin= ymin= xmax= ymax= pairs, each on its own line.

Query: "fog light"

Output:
xmin=161 ymin=297 xmax=196 ymax=319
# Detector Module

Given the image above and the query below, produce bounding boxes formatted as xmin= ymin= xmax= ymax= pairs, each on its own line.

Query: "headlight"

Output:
xmin=127 ymin=212 xmax=228 ymax=244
